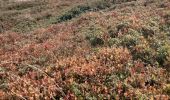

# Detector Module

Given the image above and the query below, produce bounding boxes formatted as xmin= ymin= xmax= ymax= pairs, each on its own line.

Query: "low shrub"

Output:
xmin=163 ymin=11 xmax=169 ymax=34
xmin=160 ymin=23 xmax=170 ymax=35
xmin=132 ymin=44 xmax=157 ymax=65
xmin=84 ymin=25 xmax=105 ymax=46
xmin=116 ymin=22 xmax=130 ymax=32
xmin=108 ymin=28 xmax=141 ymax=48
xmin=107 ymin=22 xmax=131 ymax=38
xmin=108 ymin=28 xmax=117 ymax=38
xmin=141 ymin=26 xmax=155 ymax=38
xmin=108 ymin=38 xmax=120 ymax=47
xmin=156 ymin=45 xmax=170 ymax=66
xmin=120 ymin=34 xmax=138 ymax=49
xmin=147 ymin=37 xmax=164 ymax=50
xmin=90 ymin=37 xmax=104 ymax=46
xmin=58 ymin=5 xmax=91 ymax=22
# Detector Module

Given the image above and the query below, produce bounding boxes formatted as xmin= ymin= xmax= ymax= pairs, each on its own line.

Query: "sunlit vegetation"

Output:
xmin=0 ymin=0 xmax=170 ymax=99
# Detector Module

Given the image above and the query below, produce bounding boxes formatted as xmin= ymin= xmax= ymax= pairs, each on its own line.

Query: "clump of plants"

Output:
xmin=83 ymin=25 xmax=105 ymax=46
xmin=156 ymin=45 xmax=170 ymax=66
xmin=58 ymin=5 xmax=91 ymax=22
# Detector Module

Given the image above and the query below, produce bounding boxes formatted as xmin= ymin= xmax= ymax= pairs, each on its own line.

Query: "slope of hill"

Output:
xmin=0 ymin=0 xmax=87 ymax=33
xmin=0 ymin=0 xmax=170 ymax=99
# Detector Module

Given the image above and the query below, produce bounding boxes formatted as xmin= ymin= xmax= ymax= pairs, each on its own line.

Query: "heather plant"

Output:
xmin=58 ymin=5 xmax=91 ymax=23
xmin=120 ymin=34 xmax=139 ymax=49
xmin=108 ymin=38 xmax=120 ymax=47
xmin=89 ymin=37 xmax=104 ymax=46
xmin=108 ymin=28 xmax=117 ymax=38
xmin=0 ymin=0 xmax=170 ymax=99
xmin=132 ymin=43 xmax=157 ymax=65
xmin=156 ymin=45 xmax=170 ymax=66
xmin=83 ymin=25 xmax=105 ymax=46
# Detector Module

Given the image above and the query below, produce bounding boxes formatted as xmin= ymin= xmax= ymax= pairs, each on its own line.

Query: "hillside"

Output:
xmin=0 ymin=0 xmax=170 ymax=99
